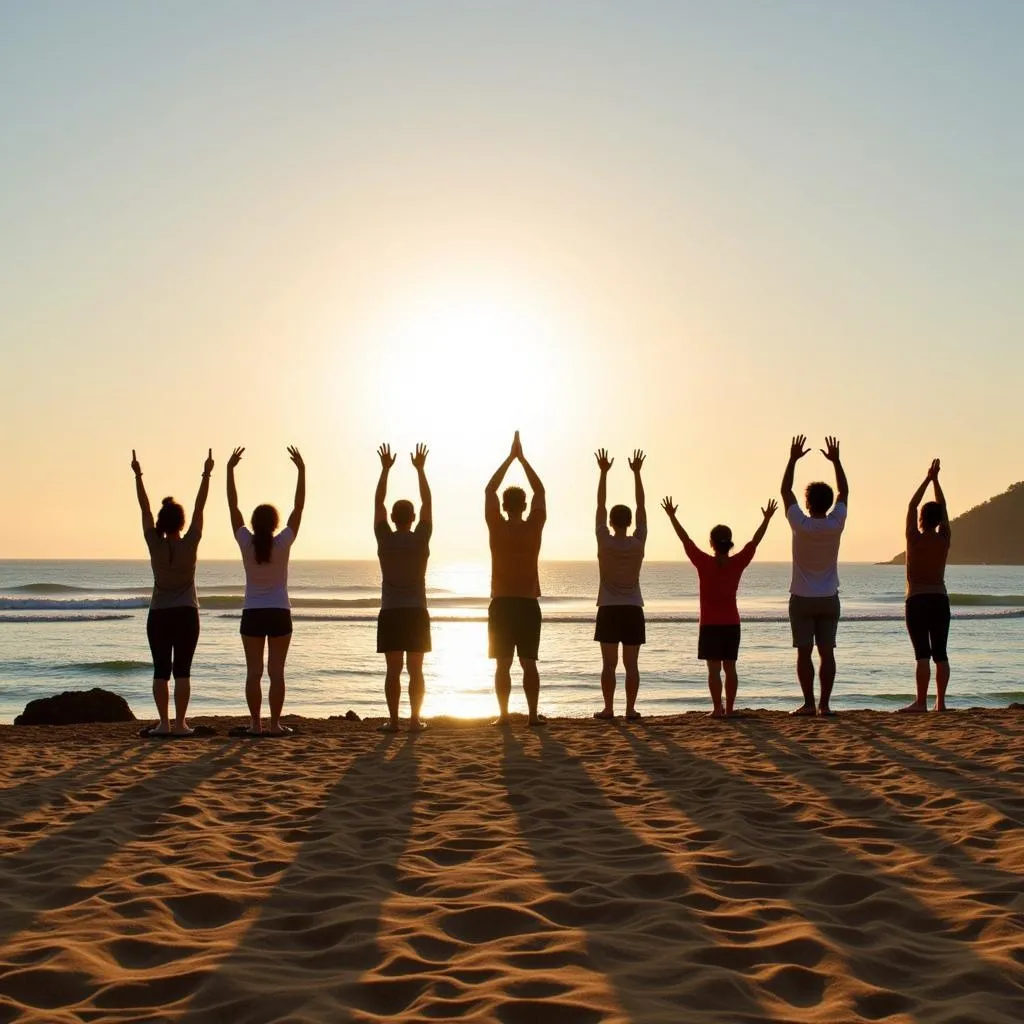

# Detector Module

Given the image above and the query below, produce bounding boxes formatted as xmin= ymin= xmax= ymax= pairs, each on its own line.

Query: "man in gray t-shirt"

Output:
xmin=374 ymin=442 xmax=432 ymax=732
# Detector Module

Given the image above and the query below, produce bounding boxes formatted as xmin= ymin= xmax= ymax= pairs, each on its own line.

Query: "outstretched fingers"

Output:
xmin=411 ymin=443 xmax=429 ymax=469
xmin=629 ymin=449 xmax=646 ymax=472
xmin=228 ymin=446 xmax=245 ymax=468
xmin=287 ymin=445 xmax=304 ymax=469
xmin=762 ymin=497 xmax=778 ymax=518
xmin=661 ymin=495 xmax=677 ymax=516
xmin=377 ymin=443 xmax=396 ymax=468
xmin=595 ymin=448 xmax=613 ymax=471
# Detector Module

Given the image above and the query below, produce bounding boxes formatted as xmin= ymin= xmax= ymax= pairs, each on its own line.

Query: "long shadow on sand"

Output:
xmin=619 ymin=725 xmax=1024 ymax=1023
xmin=0 ymin=744 xmax=246 ymax=953
xmin=501 ymin=727 xmax=770 ymax=1024
xmin=178 ymin=735 xmax=417 ymax=1024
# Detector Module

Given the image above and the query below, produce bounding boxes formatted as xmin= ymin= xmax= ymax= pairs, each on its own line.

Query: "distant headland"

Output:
xmin=888 ymin=481 xmax=1024 ymax=565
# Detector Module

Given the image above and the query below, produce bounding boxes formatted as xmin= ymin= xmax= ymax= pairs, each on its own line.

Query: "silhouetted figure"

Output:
xmin=227 ymin=446 xmax=305 ymax=736
xmin=593 ymin=448 xmax=647 ymax=720
xmin=131 ymin=448 xmax=213 ymax=736
xmin=485 ymin=431 xmax=546 ymax=726
xmin=781 ymin=435 xmax=849 ymax=716
xmin=663 ymin=495 xmax=776 ymax=717
xmin=899 ymin=459 xmax=951 ymax=713
xmin=374 ymin=442 xmax=432 ymax=732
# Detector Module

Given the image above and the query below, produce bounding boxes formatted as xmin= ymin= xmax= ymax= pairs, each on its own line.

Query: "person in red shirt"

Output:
xmin=662 ymin=497 xmax=777 ymax=717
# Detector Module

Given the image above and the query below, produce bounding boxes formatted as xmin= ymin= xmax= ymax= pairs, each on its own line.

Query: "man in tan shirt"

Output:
xmin=485 ymin=431 xmax=546 ymax=726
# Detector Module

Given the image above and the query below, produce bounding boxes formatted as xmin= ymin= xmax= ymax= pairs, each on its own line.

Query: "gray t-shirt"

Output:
xmin=146 ymin=526 xmax=200 ymax=610
xmin=596 ymin=514 xmax=647 ymax=607
xmin=376 ymin=520 xmax=431 ymax=610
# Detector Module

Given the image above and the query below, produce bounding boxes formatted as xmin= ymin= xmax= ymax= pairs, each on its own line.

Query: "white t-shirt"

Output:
xmin=596 ymin=515 xmax=647 ymax=607
xmin=787 ymin=502 xmax=847 ymax=597
xmin=236 ymin=526 xmax=295 ymax=609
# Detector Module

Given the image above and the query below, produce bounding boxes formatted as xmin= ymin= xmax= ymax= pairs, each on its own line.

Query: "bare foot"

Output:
xmin=709 ymin=707 xmax=725 ymax=719
xmin=491 ymin=715 xmax=511 ymax=728
xmin=171 ymin=723 xmax=194 ymax=736
xmin=593 ymin=709 xmax=615 ymax=720
xmin=625 ymin=710 xmax=642 ymax=720
xmin=377 ymin=720 xmax=399 ymax=733
xmin=266 ymin=724 xmax=293 ymax=736
xmin=790 ymin=704 xmax=816 ymax=717
xmin=528 ymin=715 xmax=547 ymax=727
xmin=933 ymin=703 xmax=948 ymax=712
xmin=410 ymin=719 xmax=426 ymax=731
xmin=817 ymin=706 xmax=837 ymax=717
xmin=897 ymin=701 xmax=926 ymax=714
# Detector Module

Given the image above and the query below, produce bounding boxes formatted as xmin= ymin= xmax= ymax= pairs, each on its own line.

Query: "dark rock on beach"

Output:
xmin=15 ymin=687 xmax=136 ymax=726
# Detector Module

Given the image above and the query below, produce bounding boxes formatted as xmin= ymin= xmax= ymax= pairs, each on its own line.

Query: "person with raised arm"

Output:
xmin=132 ymin=448 xmax=214 ymax=736
xmin=899 ymin=459 xmax=952 ymax=713
xmin=485 ymin=431 xmax=547 ymax=726
xmin=662 ymin=495 xmax=777 ymax=718
xmin=374 ymin=442 xmax=432 ymax=733
xmin=593 ymin=449 xmax=648 ymax=720
xmin=780 ymin=435 xmax=849 ymax=716
xmin=227 ymin=446 xmax=305 ymax=737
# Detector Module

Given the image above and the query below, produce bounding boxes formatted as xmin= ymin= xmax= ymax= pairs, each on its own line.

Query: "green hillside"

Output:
xmin=889 ymin=481 xmax=1024 ymax=565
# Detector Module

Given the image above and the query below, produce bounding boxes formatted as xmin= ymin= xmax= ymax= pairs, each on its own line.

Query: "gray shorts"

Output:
xmin=789 ymin=594 xmax=840 ymax=649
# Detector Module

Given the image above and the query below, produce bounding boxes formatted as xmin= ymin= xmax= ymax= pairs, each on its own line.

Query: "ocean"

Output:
xmin=1 ymin=559 xmax=1022 ymax=724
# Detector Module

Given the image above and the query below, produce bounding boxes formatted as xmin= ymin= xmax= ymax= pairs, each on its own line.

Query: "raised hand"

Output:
xmin=628 ymin=449 xmax=645 ymax=473
xmin=411 ymin=443 xmax=429 ymax=470
xmin=661 ymin=496 xmax=677 ymax=517
xmin=377 ymin=443 xmax=396 ymax=469
xmin=927 ymin=458 xmax=941 ymax=480
xmin=287 ymin=445 xmax=304 ymax=470
xmin=790 ymin=435 xmax=810 ymax=461
xmin=761 ymin=498 xmax=778 ymax=519
xmin=595 ymin=448 xmax=613 ymax=473
xmin=203 ymin=448 xmax=214 ymax=476
xmin=227 ymin=447 xmax=245 ymax=469
xmin=131 ymin=449 xmax=142 ymax=477
xmin=510 ymin=430 xmax=523 ymax=460
xmin=821 ymin=436 xmax=841 ymax=462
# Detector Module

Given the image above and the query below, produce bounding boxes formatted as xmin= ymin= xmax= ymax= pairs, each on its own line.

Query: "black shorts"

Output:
xmin=594 ymin=605 xmax=646 ymax=645
xmin=905 ymin=594 xmax=950 ymax=663
xmin=147 ymin=607 xmax=200 ymax=679
xmin=698 ymin=624 xmax=741 ymax=662
xmin=240 ymin=608 xmax=293 ymax=638
xmin=488 ymin=597 xmax=542 ymax=661
xmin=377 ymin=607 xmax=432 ymax=653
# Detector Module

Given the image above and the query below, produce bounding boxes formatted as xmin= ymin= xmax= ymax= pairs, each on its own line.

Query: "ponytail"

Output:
xmin=251 ymin=504 xmax=280 ymax=565
xmin=155 ymin=498 xmax=186 ymax=562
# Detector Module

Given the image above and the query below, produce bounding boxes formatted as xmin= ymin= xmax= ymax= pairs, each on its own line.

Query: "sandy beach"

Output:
xmin=1 ymin=709 xmax=1022 ymax=1023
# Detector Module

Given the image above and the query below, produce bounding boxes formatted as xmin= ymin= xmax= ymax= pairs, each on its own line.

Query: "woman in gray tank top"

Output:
xmin=132 ymin=448 xmax=213 ymax=736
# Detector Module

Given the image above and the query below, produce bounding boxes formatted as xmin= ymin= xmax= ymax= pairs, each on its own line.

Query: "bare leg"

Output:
xmin=818 ymin=645 xmax=836 ymax=714
xmin=706 ymin=660 xmax=724 ymax=717
xmin=597 ymin=643 xmax=618 ymax=717
xmin=172 ymin=676 xmax=192 ymax=733
xmin=793 ymin=646 xmax=816 ymax=714
xmin=934 ymin=660 xmax=950 ymax=711
xmin=383 ymin=650 xmax=404 ymax=728
xmin=242 ymin=635 xmax=266 ymax=732
xmin=899 ymin=659 xmax=930 ymax=712
xmin=267 ymin=633 xmax=292 ymax=734
xmin=494 ymin=656 xmax=514 ymax=723
xmin=623 ymin=645 xmax=640 ymax=718
xmin=723 ymin=661 xmax=739 ymax=716
xmin=152 ymin=677 xmax=171 ymax=733
xmin=407 ymin=651 xmax=426 ymax=727
xmin=521 ymin=657 xmax=544 ymax=725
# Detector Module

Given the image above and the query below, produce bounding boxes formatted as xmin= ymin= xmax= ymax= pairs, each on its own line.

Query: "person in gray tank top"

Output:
xmin=374 ymin=442 xmax=432 ymax=732
xmin=132 ymin=448 xmax=213 ymax=736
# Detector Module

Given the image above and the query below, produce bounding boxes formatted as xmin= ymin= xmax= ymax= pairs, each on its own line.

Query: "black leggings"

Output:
xmin=147 ymin=607 xmax=201 ymax=679
xmin=905 ymin=594 xmax=950 ymax=663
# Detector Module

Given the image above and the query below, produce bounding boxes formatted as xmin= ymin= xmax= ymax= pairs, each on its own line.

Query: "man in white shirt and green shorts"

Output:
xmin=780 ymin=435 xmax=849 ymax=716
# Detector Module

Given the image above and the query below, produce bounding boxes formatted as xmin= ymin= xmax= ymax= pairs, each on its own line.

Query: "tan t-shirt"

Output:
xmin=488 ymin=503 xmax=545 ymax=599
xmin=906 ymin=529 xmax=950 ymax=597
xmin=146 ymin=526 xmax=201 ymax=610
xmin=596 ymin=512 xmax=647 ymax=607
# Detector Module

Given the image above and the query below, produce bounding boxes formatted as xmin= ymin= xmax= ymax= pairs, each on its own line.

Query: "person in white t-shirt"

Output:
xmin=592 ymin=448 xmax=647 ymax=720
xmin=226 ymin=445 xmax=305 ymax=736
xmin=780 ymin=435 xmax=849 ymax=717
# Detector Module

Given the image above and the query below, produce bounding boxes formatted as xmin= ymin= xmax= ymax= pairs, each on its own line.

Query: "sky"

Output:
xmin=2 ymin=0 xmax=1022 ymax=562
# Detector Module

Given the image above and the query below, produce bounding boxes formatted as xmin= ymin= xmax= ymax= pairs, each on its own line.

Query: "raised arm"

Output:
xmin=629 ymin=449 xmax=646 ymax=530
xmin=190 ymin=449 xmax=214 ymax=537
xmin=515 ymin=433 xmax=546 ymax=519
xmin=485 ymin=435 xmax=517 ymax=524
xmin=822 ymin=436 xmax=849 ymax=505
xmin=750 ymin=498 xmax=778 ymax=548
xmin=906 ymin=461 xmax=934 ymax=539
xmin=375 ymin=443 xmax=395 ymax=526
xmin=226 ymin=447 xmax=245 ymax=533
xmin=131 ymin=449 xmax=155 ymax=534
xmin=781 ymin=435 xmax=809 ymax=510
xmin=595 ymin=449 xmax=612 ymax=530
xmin=411 ymin=443 xmax=431 ymax=525
xmin=287 ymin=446 xmax=305 ymax=535
xmin=930 ymin=459 xmax=950 ymax=537
xmin=661 ymin=496 xmax=693 ymax=548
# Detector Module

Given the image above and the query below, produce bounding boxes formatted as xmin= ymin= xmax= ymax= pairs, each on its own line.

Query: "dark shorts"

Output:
xmin=240 ymin=608 xmax=293 ymax=638
xmin=377 ymin=607 xmax=432 ymax=653
xmin=906 ymin=594 xmax=951 ymax=662
xmin=488 ymin=597 xmax=542 ymax=661
xmin=147 ymin=607 xmax=200 ymax=679
xmin=698 ymin=624 xmax=741 ymax=662
xmin=594 ymin=605 xmax=646 ymax=645
xmin=789 ymin=594 xmax=840 ymax=649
